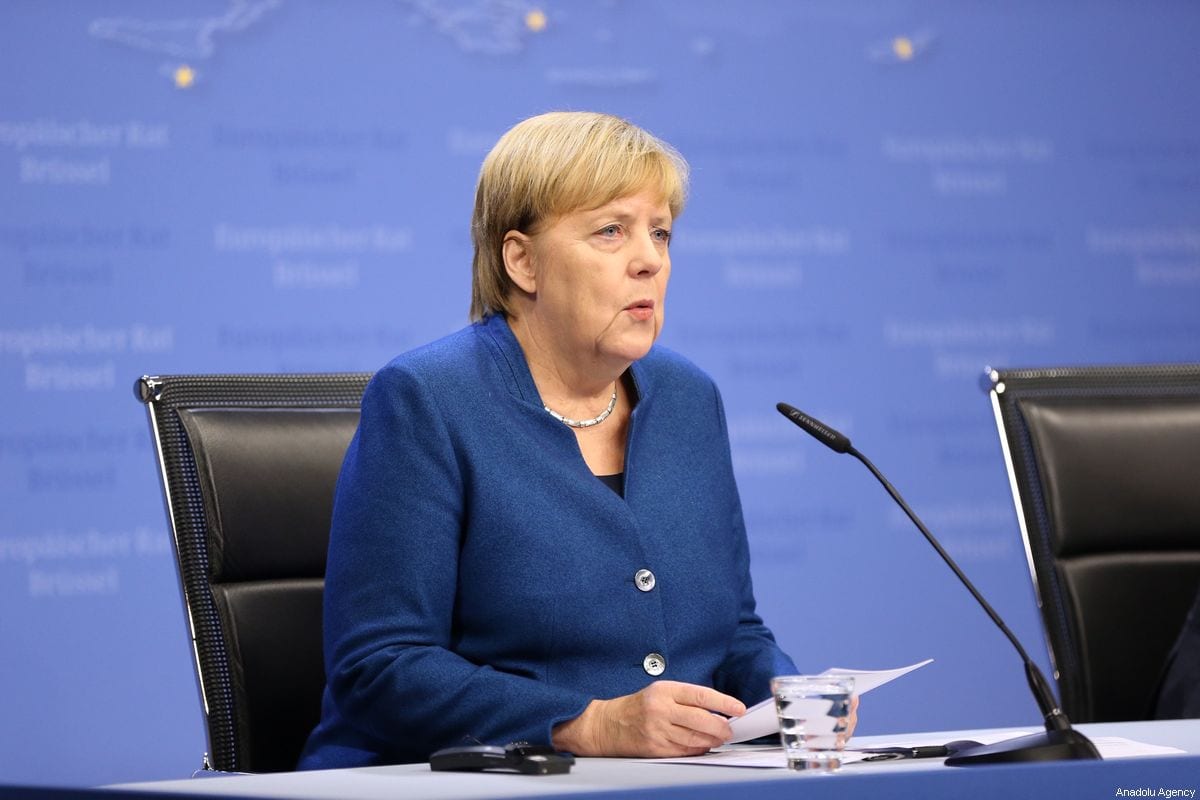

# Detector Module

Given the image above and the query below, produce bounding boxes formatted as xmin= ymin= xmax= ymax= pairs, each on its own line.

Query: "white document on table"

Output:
xmin=654 ymin=730 xmax=1034 ymax=768
xmin=1089 ymin=737 xmax=1187 ymax=759
xmin=726 ymin=658 xmax=934 ymax=744
xmin=653 ymin=733 xmax=1185 ymax=768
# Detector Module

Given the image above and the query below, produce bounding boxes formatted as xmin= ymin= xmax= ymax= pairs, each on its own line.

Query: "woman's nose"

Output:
xmin=629 ymin=231 xmax=665 ymax=276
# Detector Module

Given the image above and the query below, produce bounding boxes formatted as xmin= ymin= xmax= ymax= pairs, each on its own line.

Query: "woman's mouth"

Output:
xmin=624 ymin=300 xmax=655 ymax=321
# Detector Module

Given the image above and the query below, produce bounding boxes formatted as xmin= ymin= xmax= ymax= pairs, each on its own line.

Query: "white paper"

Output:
xmin=651 ymin=746 xmax=872 ymax=769
xmin=653 ymin=732 xmax=1186 ymax=768
xmin=655 ymin=730 xmax=1034 ymax=768
xmin=1091 ymin=737 xmax=1186 ymax=759
xmin=726 ymin=658 xmax=933 ymax=744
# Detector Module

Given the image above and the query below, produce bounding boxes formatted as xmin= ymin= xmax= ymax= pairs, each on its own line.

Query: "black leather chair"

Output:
xmin=983 ymin=363 xmax=1200 ymax=722
xmin=135 ymin=373 xmax=370 ymax=772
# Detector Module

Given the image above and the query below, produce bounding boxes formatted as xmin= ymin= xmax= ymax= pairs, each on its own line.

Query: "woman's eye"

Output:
xmin=598 ymin=225 xmax=621 ymax=238
xmin=653 ymin=227 xmax=672 ymax=243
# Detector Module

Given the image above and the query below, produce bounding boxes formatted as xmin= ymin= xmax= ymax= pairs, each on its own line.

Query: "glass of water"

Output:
xmin=771 ymin=675 xmax=855 ymax=772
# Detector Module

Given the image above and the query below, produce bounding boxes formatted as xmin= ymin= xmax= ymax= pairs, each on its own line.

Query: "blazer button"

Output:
xmin=634 ymin=569 xmax=656 ymax=592
xmin=643 ymin=653 xmax=666 ymax=676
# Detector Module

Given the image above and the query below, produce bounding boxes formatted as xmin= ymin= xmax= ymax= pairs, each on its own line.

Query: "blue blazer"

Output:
xmin=299 ymin=314 xmax=796 ymax=768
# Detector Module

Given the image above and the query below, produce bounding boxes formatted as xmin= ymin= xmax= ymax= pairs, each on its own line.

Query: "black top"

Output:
xmin=596 ymin=472 xmax=624 ymax=497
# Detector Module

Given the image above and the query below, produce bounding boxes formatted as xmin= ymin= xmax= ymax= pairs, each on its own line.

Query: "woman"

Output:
xmin=299 ymin=112 xmax=804 ymax=768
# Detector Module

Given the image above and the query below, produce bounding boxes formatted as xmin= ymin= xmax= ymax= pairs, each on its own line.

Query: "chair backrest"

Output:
xmin=984 ymin=363 xmax=1200 ymax=722
xmin=135 ymin=373 xmax=370 ymax=772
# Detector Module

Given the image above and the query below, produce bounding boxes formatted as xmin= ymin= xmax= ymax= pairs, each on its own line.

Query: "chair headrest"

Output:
xmin=178 ymin=408 xmax=359 ymax=582
xmin=1020 ymin=395 xmax=1200 ymax=557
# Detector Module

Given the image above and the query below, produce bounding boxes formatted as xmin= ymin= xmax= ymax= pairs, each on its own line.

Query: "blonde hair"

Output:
xmin=469 ymin=111 xmax=689 ymax=320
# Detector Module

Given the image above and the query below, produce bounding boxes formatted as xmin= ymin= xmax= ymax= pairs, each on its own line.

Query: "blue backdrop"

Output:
xmin=2 ymin=0 xmax=1198 ymax=787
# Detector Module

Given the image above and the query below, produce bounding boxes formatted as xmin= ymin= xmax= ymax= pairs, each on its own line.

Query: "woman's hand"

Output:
xmin=552 ymin=681 xmax=746 ymax=757
xmin=837 ymin=695 xmax=861 ymax=748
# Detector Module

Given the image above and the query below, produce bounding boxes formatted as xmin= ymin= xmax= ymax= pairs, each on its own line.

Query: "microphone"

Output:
xmin=776 ymin=402 xmax=1100 ymax=766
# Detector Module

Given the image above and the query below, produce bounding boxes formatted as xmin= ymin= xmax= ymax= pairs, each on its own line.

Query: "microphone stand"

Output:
xmin=777 ymin=403 xmax=1100 ymax=765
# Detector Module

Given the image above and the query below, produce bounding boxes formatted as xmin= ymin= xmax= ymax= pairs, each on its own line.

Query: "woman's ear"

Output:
xmin=502 ymin=231 xmax=537 ymax=294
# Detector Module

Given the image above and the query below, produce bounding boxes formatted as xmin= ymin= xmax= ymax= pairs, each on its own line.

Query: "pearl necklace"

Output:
xmin=544 ymin=388 xmax=618 ymax=428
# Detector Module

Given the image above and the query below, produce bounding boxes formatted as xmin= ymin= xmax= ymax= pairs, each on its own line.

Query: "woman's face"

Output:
xmin=519 ymin=188 xmax=672 ymax=367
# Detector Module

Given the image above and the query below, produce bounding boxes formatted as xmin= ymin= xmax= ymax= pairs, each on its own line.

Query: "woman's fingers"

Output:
xmin=676 ymin=682 xmax=747 ymax=718
xmin=837 ymin=695 xmax=861 ymax=747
